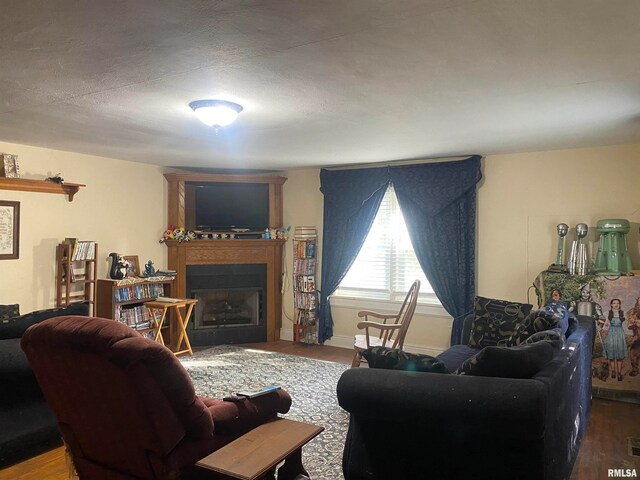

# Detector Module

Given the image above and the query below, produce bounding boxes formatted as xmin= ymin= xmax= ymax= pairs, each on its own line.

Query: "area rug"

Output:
xmin=180 ymin=345 xmax=350 ymax=480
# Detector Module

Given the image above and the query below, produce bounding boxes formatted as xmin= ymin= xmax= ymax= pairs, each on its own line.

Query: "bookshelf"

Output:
xmin=96 ymin=277 xmax=175 ymax=340
xmin=55 ymin=241 xmax=98 ymax=315
xmin=292 ymin=227 xmax=318 ymax=344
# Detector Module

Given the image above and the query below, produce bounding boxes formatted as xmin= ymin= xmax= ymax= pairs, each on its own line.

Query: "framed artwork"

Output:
xmin=535 ymin=271 xmax=640 ymax=404
xmin=0 ymin=201 xmax=20 ymax=260
xmin=0 ymin=154 xmax=20 ymax=178
xmin=124 ymin=255 xmax=140 ymax=276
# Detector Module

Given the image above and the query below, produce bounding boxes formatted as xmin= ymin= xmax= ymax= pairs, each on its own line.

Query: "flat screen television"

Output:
xmin=194 ymin=183 xmax=270 ymax=231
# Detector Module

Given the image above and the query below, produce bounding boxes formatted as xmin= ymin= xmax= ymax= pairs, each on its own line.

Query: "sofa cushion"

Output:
xmin=0 ymin=302 xmax=89 ymax=340
xmin=0 ymin=304 xmax=20 ymax=324
xmin=436 ymin=344 xmax=480 ymax=373
xmin=507 ymin=309 xmax=560 ymax=346
xmin=468 ymin=296 xmax=533 ymax=348
xmin=523 ymin=328 xmax=565 ymax=350
xmin=0 ymin=338 xmax=32 ymax=378
xmin=362 ymin=347 xmax=450 ymax=373
xmin=454 ymin=341 xmax=556 ymax=378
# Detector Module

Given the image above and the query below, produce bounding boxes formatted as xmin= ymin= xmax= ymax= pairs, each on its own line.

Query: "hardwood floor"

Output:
xmin=1 ymin=341 xmax=637 ymax=479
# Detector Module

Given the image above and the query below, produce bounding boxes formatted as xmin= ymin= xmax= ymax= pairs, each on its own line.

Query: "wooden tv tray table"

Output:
xmin=196 ymin=418 xmax=323 ymax=480
xmin=144 ymin=298 xmax=197 ymax=356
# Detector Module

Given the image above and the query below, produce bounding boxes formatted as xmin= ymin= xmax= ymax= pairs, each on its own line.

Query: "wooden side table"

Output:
xmin=144 ymin=298 xmax=198 ymax=356
xmin=196 ymin=418 xmax=323 ymax=480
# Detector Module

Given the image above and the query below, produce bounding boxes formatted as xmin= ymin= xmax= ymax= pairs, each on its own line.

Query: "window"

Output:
xmin=334 ymin=185 xmax=439 ymax=305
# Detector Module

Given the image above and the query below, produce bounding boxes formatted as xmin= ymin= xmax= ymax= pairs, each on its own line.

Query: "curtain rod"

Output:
xmin=324 ymin=155 xmax=478 ymax=171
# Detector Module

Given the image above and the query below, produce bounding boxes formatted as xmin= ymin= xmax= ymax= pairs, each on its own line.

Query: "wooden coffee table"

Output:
xmin=196 ymin=418 xmax=323 ymax=480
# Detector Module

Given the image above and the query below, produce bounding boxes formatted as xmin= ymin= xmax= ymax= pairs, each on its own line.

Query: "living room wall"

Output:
xmin=282 ymin=143 xmax=640 ymax=353
xmin=0 ymin=141 xmax=167 ymax=313
xmin=3 ymin=139 xmax=638 ymax=353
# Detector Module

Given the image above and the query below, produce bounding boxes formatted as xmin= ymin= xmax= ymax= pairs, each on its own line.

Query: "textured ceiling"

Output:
xmin=1 ymin=0 xmax=639 ymax=169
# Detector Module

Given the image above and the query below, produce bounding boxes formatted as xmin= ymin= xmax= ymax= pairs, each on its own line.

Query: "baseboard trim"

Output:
xmin=279 ymin=328 xmax=445 ymax=357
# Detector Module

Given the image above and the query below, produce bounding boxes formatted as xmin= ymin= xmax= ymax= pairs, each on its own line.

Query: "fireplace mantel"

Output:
xmin=163 ymin=173 xmax=287 ymax=343
xmin=165 ymin=239 xmax=286 ymax=341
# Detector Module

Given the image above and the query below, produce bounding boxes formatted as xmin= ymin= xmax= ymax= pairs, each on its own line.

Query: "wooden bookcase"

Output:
xmin=293 ymin=227 xmax=318 ymax=344
xmin=96 ymin=277 xmax=175 ymax=340
xmin=56 ymin=242 xmax=97 ymax=315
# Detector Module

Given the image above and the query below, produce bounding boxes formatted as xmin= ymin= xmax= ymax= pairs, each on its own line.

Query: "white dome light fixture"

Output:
xmin=189 ymin=99 xmax=243 ymax=128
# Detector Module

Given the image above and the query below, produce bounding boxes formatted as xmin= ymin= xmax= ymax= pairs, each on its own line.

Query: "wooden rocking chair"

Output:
xmin=351 ymin=279 xmax=421 ymax=367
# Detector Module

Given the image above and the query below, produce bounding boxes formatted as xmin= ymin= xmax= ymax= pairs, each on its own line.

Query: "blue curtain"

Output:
xmin=390 ymin=156 xmax=482 ymax=345
xmin=317 ymin=167 xmax=390 ymax=343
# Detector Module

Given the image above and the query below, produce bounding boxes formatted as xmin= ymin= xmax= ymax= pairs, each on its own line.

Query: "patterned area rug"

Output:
xmin=180 ymin=345 xmax=350 ymax=480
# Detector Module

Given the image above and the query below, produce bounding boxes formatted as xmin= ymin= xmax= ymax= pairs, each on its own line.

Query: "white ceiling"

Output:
xmin=1 ymin=0 xmax=639 ymax=170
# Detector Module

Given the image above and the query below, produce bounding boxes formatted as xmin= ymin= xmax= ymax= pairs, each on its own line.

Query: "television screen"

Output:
xmin=194 ymin=183 xmax=269 ymax=231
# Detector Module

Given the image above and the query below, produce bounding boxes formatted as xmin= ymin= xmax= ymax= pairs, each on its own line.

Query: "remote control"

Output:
xmin=223 ymin=395 xmax=245 ymax=402
xmin=236 ymin=385 xmax=281 ymax=399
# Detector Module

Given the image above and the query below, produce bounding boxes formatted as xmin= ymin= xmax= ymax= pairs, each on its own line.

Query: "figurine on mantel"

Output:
xmin=143 ymin=260 xmax=156 ymax=277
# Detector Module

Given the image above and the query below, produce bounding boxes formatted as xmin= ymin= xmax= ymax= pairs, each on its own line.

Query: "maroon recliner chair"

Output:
xmin=21 ymin=315 xmax=292 ymax=479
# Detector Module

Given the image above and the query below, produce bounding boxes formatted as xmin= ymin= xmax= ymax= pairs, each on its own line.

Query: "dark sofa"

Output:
xmin=0 ymin=302 xmax=90 ymax=468
xmin=337 ymin=313 xmax=593 ymax=480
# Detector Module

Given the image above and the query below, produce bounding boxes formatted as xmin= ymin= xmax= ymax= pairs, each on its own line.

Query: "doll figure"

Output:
xmin=603 ymin=299 xmax=627 ymax=381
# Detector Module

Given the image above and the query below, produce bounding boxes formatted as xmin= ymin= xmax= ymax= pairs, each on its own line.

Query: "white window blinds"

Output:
xmin=335 ymin=185 xmax=437 ymax=304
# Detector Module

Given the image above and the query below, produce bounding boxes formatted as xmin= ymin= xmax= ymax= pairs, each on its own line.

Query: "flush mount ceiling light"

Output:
xmin=188 ymin=99 xmax=243 ymax=128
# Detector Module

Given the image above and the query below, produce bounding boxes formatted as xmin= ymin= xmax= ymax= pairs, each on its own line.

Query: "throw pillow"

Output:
xmin=523 ymin=328 xmax=565 ymax=350
xmin=506 ymin=309 xmax=560 ymax=346
xmin=454 ymin=341 xmax=556 ymax=378
xmin=0 ymin=304 xmax=20 ymax=323
xmin=467 ymin=296 xmax=533 ymax=348
xmin=362 ymin=347 xmax=450 ymax=373
xmin=0 ymin=302 xmax=90 ymax=340
xmin=542 ymin=301 xmax=570 ymax=335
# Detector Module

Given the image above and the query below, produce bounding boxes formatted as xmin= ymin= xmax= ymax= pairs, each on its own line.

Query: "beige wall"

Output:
xmin=0 ymin=141 xmax=167 ymax=313
xmin=281 ymin=169 xmax=325 ymax=332
xmin=479 ymin=144 xmax=640 ymax=304
xmin=282 ymin=144 xmax=640 ymax=353
xmin=3 ymin=140 xmax=638 ymax=350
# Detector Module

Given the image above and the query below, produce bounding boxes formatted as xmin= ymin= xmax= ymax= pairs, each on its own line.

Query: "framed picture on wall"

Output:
xmin=124 ymin=255 xmax=140 ymax=276
xmin=0 ymin=154 xmax=20 ymax=178
xmin=0 ymin=201 xmax=20 ymax=260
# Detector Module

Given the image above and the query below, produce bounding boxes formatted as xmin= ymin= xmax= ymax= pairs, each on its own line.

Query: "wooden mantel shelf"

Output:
xmin=164 ymin=239 xmax=287 ymax=247
xmin=0 ymin=177 xmax=85 ymax=201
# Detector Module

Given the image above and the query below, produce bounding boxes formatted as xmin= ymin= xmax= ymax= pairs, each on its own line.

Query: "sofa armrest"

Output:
xmin=337 ymin=368 xmax=548 ymax=439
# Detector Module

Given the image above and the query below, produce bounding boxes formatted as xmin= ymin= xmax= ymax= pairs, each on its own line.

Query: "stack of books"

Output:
xmin=65 ymin=238 xmax=97 ymax=260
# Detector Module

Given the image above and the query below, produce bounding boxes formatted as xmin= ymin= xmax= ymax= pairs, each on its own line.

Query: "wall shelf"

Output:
xmin=0 ymin=178 xmax=85 ymax=201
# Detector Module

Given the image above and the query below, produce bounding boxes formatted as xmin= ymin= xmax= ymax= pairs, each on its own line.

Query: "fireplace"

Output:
xmin=186 ymin=264 xmax=267 ymax=345
xmin=193 ymin=288 xmax=260 ymax=328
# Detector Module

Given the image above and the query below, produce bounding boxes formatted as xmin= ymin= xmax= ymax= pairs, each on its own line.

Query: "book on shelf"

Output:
xmin=62 ymin=263 xmax=76 ymax=282
xmin=114 ymin=283 xmax=165 ymax=302
xmin=64 ymin=239 xmax=96 ymax=261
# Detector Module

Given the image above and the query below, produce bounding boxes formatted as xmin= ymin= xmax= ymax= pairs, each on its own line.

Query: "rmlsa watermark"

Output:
xmin=608 ymin=469 xmax=638 ymax=478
